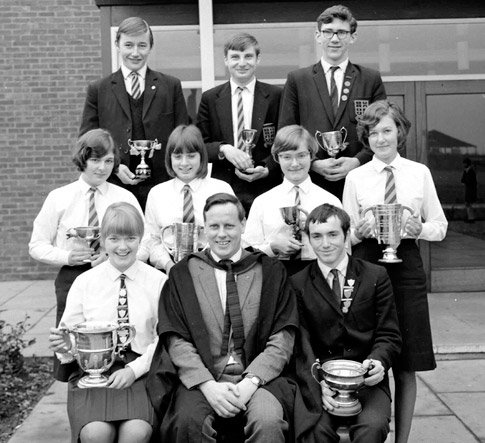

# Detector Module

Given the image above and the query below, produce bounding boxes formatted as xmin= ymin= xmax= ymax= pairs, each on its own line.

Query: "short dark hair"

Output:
xmin=357 ymin=100 xmax=411 ymax=151
xmin=116 ymin=17 xmax=154 ymax=48
xmin=101 ymin=202 xmax=144 ymax=240
xmin=165 ymin=124 xmax=209 ymax=179
xmin=203 ymin=193 xmax=245 ymax=222
xmin=72 ymin=129 xmax=120 ymax=173
xmin=317 ymin=5 xmax=357 ymax=34
xmin=305 ymin=203 xmax=350 ymax=238
xmin=224 ymin=33 xmax=260 ymax=57
xmin=271 ymin=125 xmax=318 ymax=161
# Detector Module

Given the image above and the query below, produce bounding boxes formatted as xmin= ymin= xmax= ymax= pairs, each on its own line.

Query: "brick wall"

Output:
xmin=0 ymin=0 xmax=102 ymax=280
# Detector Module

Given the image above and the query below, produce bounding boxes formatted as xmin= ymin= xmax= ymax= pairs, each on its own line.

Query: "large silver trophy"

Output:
xmin=312 ymin=359 xmax=367 ymax=417
xmin=64 ymin=321 xmax=136 ymax=388
xmin=315 ymin=127 xmax=348 ymax=157
xmin=362 ymin=203 xmax=413 ymax=263
xmin=279 ymin=206 xmax=309 ymax=259
xmin=73 ymin=226 xmax=101 ymax=262
xmin=128 ymin=139 xmax=160 ymax=179
xmin=161 ymin=222 xmax=207 ymax=263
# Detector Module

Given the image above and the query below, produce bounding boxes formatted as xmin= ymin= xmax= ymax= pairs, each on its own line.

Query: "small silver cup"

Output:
xmin=362 ymin=203 xmax=414 ymax=263
xmin=64 ymin=321 xmax=136 ymax=389
xmin=315 ymin=127 xmax=348 ymax=157
xmin=74 ymin=226 xmax=101 ymax=262
xmin=128 ymin=139 xmax=160 ymax=179
xmin=161 ymin=222 xmax=207 ymax=263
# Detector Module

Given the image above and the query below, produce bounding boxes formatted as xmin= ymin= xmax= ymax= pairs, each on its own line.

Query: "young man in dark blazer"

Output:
xmin=279 ymin=5 xmax=387 ymax=199
xmin=79 ymin=17 xmax=188 ymax=209
xmin=291 ymin=204 xmax=401 ymax=443
xmin=197 ymin=33 xmax=282 ymax=213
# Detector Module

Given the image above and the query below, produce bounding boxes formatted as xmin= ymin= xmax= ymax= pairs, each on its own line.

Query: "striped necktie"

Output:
xmin=294 ymin=186 xmax=301 ymax=207
xmin=116 ymin=273 xmax=131 ymax=353
xmin=236 ymin=86 xmax=245 ymax=150
xmin=384 ymin=166 xmax=397 ymax=204
xmin=88 ymin=187 xmax=100 ymax=251
xmin=329 ymin=66 xmax=339 ymax=117
xmin=330 ymin=268 xmax=341 ymax=303
xmin=219 ymin=259 xmax=245 ymax=356
xmin=130 ymin=71 xmax=141 ymax=100
xmin=182 ymin=184 xmax=195 ymax=223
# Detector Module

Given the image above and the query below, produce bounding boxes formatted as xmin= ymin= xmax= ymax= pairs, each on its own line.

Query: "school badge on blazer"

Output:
xmin=354 ymin=100 xmax=370 ymax=120
xmin=262 ymin=123 xmax=276 ymax=148
xmin=341 ymin=278 xmax=355 ymax=313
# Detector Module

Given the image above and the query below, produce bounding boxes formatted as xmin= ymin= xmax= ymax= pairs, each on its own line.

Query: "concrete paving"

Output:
xmin=2 ymin=280 xmax=485 ymax=443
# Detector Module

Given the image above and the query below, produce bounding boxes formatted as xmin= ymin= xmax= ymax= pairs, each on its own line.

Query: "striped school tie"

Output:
xmin=116 ymin=274 xmax=131 ymax=353
xmin=236 ymin=86 xmax=245 ymax=150
xmin=182 ymin=184 xmax=195 ymax=223
xmin=294 ymin=186 xmax=301 ymax=207
xmin=384 ymin=166 xmax=397 ymax=204
xmin=88 ymin=187 xmax=100 ymax=251
xmin=329 ymin=66 xmax=339 ymax=117
xmin=130 ymin=71 xmax=141 ymax=100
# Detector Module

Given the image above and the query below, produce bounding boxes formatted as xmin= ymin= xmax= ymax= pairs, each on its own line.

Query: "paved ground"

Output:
xmin=2 ymin=280 xmax=485 ymax=443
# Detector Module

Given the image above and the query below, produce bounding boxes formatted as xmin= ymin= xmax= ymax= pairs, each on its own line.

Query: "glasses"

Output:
xmin=320 ymin=29 xmax=351 ymax=40
xmin=278 ymin=152 xmax=310 ymax=163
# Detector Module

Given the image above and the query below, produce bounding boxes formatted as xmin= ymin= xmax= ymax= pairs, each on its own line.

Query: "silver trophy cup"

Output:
xmin=241 ymin=129 xmax=258 ymax=159
xmin=312 ymin=359 xmax=367 ymax=417
xmin=315 ymin=127 xmax=348 ymax=157
xmin=73 ymin=226 xmax=101 ymax=262
xmin=161 ymin=222 xmax=207 ymax=263
xmin=128 ymin=139 xmax=159 ymax=179
xmin=64 ymin=321 xmax=136 ymax=388
xmin=362 ymin=203 xmax=414 ymax=263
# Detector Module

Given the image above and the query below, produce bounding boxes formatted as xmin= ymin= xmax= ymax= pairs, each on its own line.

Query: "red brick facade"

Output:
xmin=1 ymin=0 xmax=102 ymax=280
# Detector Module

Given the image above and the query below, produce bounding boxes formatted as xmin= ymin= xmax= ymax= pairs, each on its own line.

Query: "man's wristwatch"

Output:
xmin=245 ymin=373 xmax=263 ymax=387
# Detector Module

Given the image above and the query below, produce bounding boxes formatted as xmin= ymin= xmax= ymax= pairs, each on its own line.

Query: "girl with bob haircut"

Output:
xmin=140 ymin=124 xmax=234 ymax=274
xmin=49 ymin=202 xmax=167 ymax=443
xmin=343 ymin=100 xmax=447 ymax=443
xmin=29 ymin=129 xmax=142 ymax=332
xmin=244 ymin=125 xmax=341 ymax=276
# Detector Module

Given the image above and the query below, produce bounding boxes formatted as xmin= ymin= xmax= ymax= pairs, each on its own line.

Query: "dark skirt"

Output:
xmin=67 ymin=354 xmax=156 ymax=443
xmin=353 ymin=239 xmax=436 ymax=372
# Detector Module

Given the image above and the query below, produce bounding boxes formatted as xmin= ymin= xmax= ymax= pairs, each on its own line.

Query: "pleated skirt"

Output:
xmin=353 ymin=239 xmax=436 ymax=372
xmin=67 ymin=356 xmax=156 ymax=443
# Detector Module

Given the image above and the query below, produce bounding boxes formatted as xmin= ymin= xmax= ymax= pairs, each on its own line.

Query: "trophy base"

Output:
xmin=328 ymin=400 xmax=362 ymax=417
xmin=135 ymin=170 xmax=151 ymax=179
xmin=379 ymin=247 xmax=402 ymax=263
xmin=77 ymin=374 xmax=109 ymax=389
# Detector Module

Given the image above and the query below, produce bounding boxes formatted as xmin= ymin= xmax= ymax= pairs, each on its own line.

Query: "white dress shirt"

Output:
xmin=321 ymin=58 xmax=349 ymax=106
xmin=230 ymin=78 xmax=256 ymax=146
xmin=342 ymin=154 xmax=448 ymax=245
xmin=29 ymin=177 xmax=142 ymax=266
xmin=121 ymin=64 xmax=147 ymax=97
xmin=140 ymin=176 xmax=235 ymax=269
xmin=58 ymin=260 xmax=167 ymax=379
xmin=243 ymin=177 xmax=342 ymax=259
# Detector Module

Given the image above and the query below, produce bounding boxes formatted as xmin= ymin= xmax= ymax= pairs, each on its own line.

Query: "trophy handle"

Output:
xmin=311 ymin=359 xmax=323 ymax=384
xmin=314 ymin=131 xmax=326 ymax=152
xmin=361 ymin=206 xmax=376 ymax=218
xmin=128 ymin=139 xmax=134 ymax=148
xmin=58 ymin=325 xmax=78 ymax=357
xmin=116 ymin=324 xmax=136 ymax=354
xmin=161 ymin=225 xmax=175 ymax=255
xmin=339 ymin=126 xmax=348 ymax=145
xmin=400 ymin=205 xmax=416 ymax=238
xmin=196 ymin=226 xmax=209 ymax=252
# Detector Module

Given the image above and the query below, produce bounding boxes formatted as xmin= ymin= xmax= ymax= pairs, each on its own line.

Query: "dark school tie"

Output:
xmin=182 ymin=184 xmax=195 ymax=223
xmin=331 ymin=268 xmax=341 ymax=303
xmin=219 ymin=259 xmax=245 ymax=356
xmin=116 ymin=274 xmax=131 ymax=352
xmin=130 ymin=71 xmax=141 ymax=100
xmin=236 ymin=86 xmax=245 ymax=150
xmin=330 ymin=66 xmax=339 ymax=117
xmin=384 ymin=166 xmax=397 ymax=204
xmin=88 ymin=187 xmax=100 ymax=252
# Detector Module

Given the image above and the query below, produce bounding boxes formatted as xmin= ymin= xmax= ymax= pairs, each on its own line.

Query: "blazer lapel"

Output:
xmin=111 ymin=70 xmax=131 ymax=120
xmin=334 ymin=63 xmax=357 ymax=127
xmin=312 ymin=63 xmax=335 ymax=127
xmin=215 ymin=82 xmax=235 ymax=144
xmin=237 ymin=266 xmax=256 ymax=310
xmin=143 ymin=68 xmax=157 ymax=119
xmin=195 ymin=261 xmax=225 ymax=331
xmin=310 ymin=263 xmax=342 ymax=315
xmin=250 ymin=81 xmax=269 ymax=146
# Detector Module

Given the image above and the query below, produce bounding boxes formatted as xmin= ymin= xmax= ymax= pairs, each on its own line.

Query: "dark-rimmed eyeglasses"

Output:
xmin=320 ymin=30 xmax=351 ymax=40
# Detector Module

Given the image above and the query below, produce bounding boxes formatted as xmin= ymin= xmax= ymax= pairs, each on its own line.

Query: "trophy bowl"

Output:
xmin=128 ymin=139 xmax=159 ymax=179
xmin=73 ymin=226 xmax=101 ymax=262
xmin=280 ymin=206 xmax=303 ymax=242
xmin=362 ymin=203 xmax=413 ymax=263
xmin=315 ymin=127 xmax=348 ymax=157
xmin=66 ymin=321 xmax=136 ymax=388
xmin=161 ymin=222 xmax=207 ymax=263
xmin=312 ymin=359 xmax=367 ymax=417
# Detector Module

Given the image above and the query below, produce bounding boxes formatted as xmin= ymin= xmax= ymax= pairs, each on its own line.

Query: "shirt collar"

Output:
xmin=371 ymin=153 xmax=403 ymax=173
xmin=210 ymin=248 xmax=243 ymax=264
xmin=317 ymin=253 xmax=349 ymax=280
xmin=320 ymin=58 xmax=349 ymax=75
xmin=281 ymin=176 xmax=313 ymax=194
xmin=78 ymin=176 xmax=109 ymax=195
xmin=173 ymin=177 xmax=203 ymax=193
xmin=121 ymin=64 xmax=147 ymax=81
xmin=230 ymin=77 xmax=256 ymax=96
xmin=106 ymin=259 xmax=140 ymax=281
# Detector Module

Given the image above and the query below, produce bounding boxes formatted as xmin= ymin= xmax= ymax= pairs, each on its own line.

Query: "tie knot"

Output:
xmin=131 ymin=71 xmax=138 ymax=78
xmin=89 ymin=187 xmax=97 ymax=194
xmin=330 ymin=66 xmax=339 ymax=74
xmin=219 ymin=259 xmax=233 ymax=271
xmin=120 ymin=273 xmax=126 ymax=282
xmin=183 ymin=184 xmax=191 ymax=192
xmin=237 ymin=86 xmax=245 ymax=93
xmin=384 ymin=166 xmax=393 ymax=173
xmin=331 ymin=268 xmax=339 ymax=279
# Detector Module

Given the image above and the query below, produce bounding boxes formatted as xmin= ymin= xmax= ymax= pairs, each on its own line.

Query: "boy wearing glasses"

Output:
xmin=279 ymin=5 xmax=386 ymax=199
